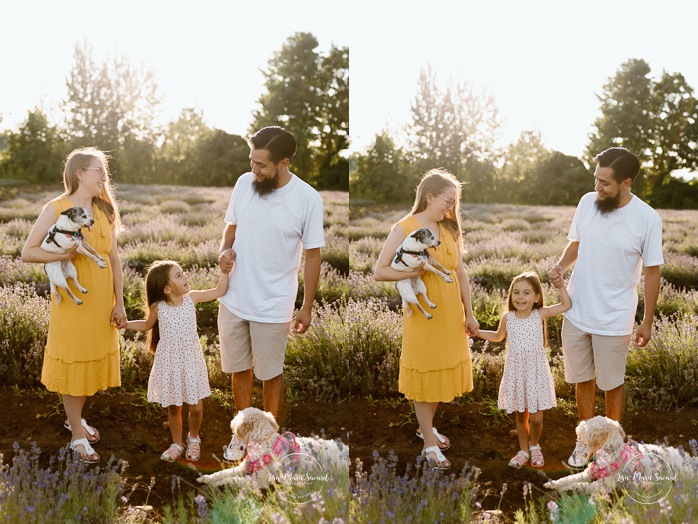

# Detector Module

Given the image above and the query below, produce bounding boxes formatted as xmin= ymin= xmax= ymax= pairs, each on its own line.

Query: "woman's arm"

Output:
xmin=190 ymin=272 xmax=229 ymax=304
xmin=373 ymin=224 xmax=425 ymax=282
xmin=125 ymin=302 xmax=158 ymax=331
xmin=454 ymin=246 xmax=479 ymax=335
xmin=108 ymin=227 xmax=127 ymax=328
xmin=21 ymin=204 xmax=78 ymax=263
xmin=475 ymin=314 xmax=507 ymax=343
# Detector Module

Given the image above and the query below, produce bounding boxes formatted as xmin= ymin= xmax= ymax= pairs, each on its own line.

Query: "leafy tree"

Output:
xmin=499 ymin=131 xmax=551 ymax=202
xmin=158 ymin=108 xmax=212 ymax=184
xmin=498 ymin=131 xmax=589 ymax=205
xmin=315 ymin=45 xmax=349 ymax=190
xmin=351 ymin=131 xmax=413 ymax=202
xmin=194 ymin=130 xmax=250 ymax=186
xmin=587 ymin=59 xmax=698 ymax=200
xmin=251 ymin=32 xmax=349 ymax=189
xmin=406 ymin=66 xmax=501 ymax=181
xmin=0 ymin=108 xmax=66 ymax=183
xmin=61 ymin=41 xmax=161 ymax=182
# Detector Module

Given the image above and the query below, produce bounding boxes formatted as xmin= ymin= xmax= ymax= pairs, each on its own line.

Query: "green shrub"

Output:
xmin=626 ymin=314 xmax=698 ymax=409
xmin=661 ymin=252 xmax=698 ymax=290
xmin=286 ymin=299 xmax=402 ymax=401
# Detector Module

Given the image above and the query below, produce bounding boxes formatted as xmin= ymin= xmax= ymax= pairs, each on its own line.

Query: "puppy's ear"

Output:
xmin=62 ymin=208 xmax=78 ymax=219
xmin=236 ymin=418 xmax=255 ymax=441
xmin=264 ymin=411 xmax=279 ymax=432
xmin=586 ymin=418 xmax=612 ymax=451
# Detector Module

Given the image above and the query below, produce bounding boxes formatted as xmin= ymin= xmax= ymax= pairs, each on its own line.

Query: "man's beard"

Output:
xmin=252 ymin=174 xmax=279 ymax=196
xmin=594 ymin=191 xmax=622 ymax=215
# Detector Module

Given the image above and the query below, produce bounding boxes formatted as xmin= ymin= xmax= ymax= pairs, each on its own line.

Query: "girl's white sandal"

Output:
xmin=161 ymin=443 xmax=184 ymax=462
xmin=508 ymin=450 xmax=529 ymax=469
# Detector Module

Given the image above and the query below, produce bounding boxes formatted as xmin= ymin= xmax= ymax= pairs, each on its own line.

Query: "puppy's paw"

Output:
xmin=430 ymin=304 xmax=437 ymax=309
xmin=543 ymin=481 xmax=554 ymax=489
xmin=74 ymin=300 xmax=83 ymax=305
xmin=81 ymin=289 xmax=88 ymax=294
xmin=444 ymin=276 xmax=454 ymax=283
xmin=97 ymin=260 xmax=107 ymax=268
xmin=425 ymin=314 xmax=433 ymax=320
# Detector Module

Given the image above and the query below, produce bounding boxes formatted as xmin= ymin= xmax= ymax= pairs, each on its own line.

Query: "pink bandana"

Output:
xmin=590 ymin=442 xmax=642 ymax=480
xmin=246 ymin=432 xmax=300 ymax=474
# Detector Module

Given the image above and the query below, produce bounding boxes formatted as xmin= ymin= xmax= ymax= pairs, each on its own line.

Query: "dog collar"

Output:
xmin=590 ymin=442 xmax=642 ymax=480
xmin=46 ymin=227 xmax=83 ymax=247
xmin=394 ymin=246 xmax=427 ymax=267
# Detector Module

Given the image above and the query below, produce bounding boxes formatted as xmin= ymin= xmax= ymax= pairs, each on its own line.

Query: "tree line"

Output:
xmin=350 ymin=59 xmax=698 ymax=209
xmin=0 ymin=33 xmax=349 ymax=190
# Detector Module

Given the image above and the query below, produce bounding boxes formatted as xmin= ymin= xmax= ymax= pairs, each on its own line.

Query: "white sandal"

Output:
xmin=64 ymin=418 xmax=100 ymax=444
xmin=70 ymin=437 xmax=100 ymax=464
xmin=160 ymin=443 xmax=184 ymax=462
xmin=508 ymin=450 xmax=529 ymax=469
xmin=186 ymin=434 xmax=201 ymax=462
xmin=529 ymin=444 xmax=544 ymax=467
xmin=421 ymin=445 xmax=451 ymax=470
xmin=416 ymin=427 xmax=450 ymax=451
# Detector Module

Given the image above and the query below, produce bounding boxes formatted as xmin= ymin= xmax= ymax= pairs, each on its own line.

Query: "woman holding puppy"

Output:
xmin=374 ymin=168 xmax=479 ymax=470
xmin=21 ymin=147 xmax=127 ymax=464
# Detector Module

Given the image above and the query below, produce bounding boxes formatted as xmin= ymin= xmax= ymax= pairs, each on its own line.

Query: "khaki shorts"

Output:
xmin=218 ymin=305 xmax=291 ymax=381
xmin=561 ymin=318 xmax=631 ymax=391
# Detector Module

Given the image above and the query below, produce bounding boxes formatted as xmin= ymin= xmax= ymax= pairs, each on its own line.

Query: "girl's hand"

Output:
xmin=111 ymin=304 xmax=127 ymax=329
xmin=218 ymin=248 xmax=235 ymax=274
xmin=465 ymin=315 xmax=480 ymax=337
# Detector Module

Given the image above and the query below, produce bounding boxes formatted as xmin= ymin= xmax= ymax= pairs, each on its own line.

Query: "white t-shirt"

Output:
xmin=220 ymin=172 xmax=325 ymax=323
xmin=565 ymin=192 xmax=663 ymax=336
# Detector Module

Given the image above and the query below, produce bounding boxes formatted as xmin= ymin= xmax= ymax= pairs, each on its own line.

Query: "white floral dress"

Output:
xmin=147 ymin=295 xmax=211 ymax=407
xmin=498 ymin=309 xmax=557 ymax=413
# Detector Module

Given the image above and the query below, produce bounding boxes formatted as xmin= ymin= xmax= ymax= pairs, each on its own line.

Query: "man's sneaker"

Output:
xmin=568 ymin=438 xmax=592 ymax=467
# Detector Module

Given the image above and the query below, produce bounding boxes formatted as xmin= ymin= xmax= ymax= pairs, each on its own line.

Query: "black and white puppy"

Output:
xmin=41 ymin=206 xmax=107 ymax=305
xmin=391 ymin=228 xmax=453 ymax=319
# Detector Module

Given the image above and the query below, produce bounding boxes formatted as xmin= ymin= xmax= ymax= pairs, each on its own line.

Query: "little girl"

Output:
xmin=126 ymin=260 xmax=228 ymax=462
xmin=475 ymin=270 xmax=570 ymax=469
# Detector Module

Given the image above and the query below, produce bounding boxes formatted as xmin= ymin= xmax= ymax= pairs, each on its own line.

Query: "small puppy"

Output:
xmin=544 ymin=416 xmax=698 ymax=493
xmin=198 ymin=407 xmax=346 ymax=487
xmin=41 ymin=206 xmax=107 ymax=304
xmin=391 ymin=228 xmax=453 ymax=319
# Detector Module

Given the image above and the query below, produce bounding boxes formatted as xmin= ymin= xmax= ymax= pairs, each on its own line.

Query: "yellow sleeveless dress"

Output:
xmin=40 ymin=197 xmax=121 ymax=396
xmin=397 ymin=215 xmax=473 ymax=402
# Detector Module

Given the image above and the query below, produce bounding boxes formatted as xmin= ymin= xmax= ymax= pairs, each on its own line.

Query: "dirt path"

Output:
xmin=2 ymin=388 xmax=697 ymax=520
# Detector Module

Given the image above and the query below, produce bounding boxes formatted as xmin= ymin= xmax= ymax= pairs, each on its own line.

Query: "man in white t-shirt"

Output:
xmin=217 ymin=126 xmax=325 ymax=420
xmin=549 ymin=147 xmax=663 ymax=467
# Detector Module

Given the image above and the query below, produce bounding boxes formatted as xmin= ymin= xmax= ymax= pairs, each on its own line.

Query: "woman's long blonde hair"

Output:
xmin=410 ymin=168 xmax=463 ymax=247
xmin=62 ymin=147 xmax=122 ymax=233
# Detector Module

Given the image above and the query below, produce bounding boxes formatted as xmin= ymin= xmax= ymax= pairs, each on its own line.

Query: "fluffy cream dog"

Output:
xmin=197 ymin=407 xmax=346 ymax=487
xmin=545 ymin=416 xmax=697 ymax=493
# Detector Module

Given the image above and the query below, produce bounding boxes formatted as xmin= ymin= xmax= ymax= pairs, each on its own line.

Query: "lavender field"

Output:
xmin=1 ymin=183 xmax=698 ymax=521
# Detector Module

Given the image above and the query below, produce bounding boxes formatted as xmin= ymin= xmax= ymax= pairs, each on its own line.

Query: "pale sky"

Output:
xmin=2 ymin=0 xmax=697 ymax=162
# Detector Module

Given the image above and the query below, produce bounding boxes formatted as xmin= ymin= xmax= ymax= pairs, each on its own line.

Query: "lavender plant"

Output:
xmin=0 ymin=443 xmax=126 ymax=523
xmin=351 ymin=451 xmax=479 ymax=523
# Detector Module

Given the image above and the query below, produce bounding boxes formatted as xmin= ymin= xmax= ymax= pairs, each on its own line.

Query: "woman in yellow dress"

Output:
xmin=374 ymin=168 xmax=479 ymax=469
xmin=22 ymin=147 xmax=127 ymax=463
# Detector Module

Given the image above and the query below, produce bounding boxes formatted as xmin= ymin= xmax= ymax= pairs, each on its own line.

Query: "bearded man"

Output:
xmin=217 ymin=126 xmax=325 ymax=420
xmin=548 ymin=147 xmax=663 ymax=467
